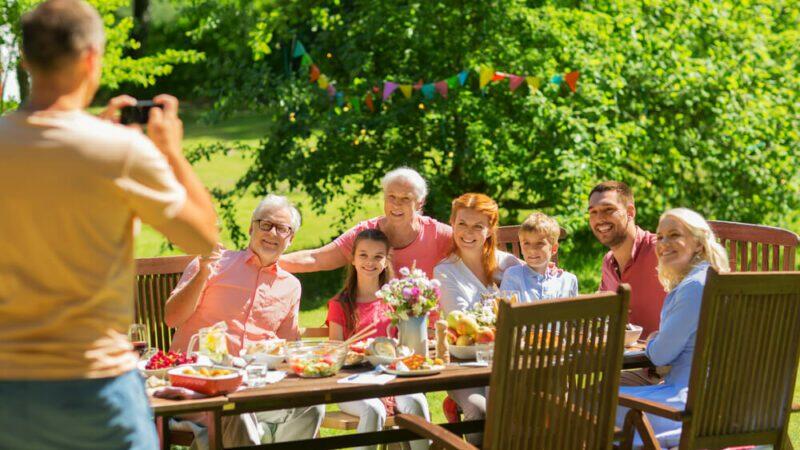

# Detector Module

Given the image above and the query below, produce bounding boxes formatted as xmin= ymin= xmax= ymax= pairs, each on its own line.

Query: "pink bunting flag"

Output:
xmin=327 ymin=84 xmax=336 ymax=97
xmin=383 ymin=82 xmax=399 ymax=101
xmin=564 ymin=71 xmax=580 ymax=92
xmin=435 ymin=80 xmax=448 ymax=98
xmin=508 ymin=74 xmax=525 ymax=91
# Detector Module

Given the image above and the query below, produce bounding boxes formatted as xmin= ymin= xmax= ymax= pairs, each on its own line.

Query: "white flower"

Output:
xmin=399 ymin=267 xmax=410 ymax=276
xmin=375 ymin=290 xmax=384 ymax=298
xmin=431 ymin=279 xmax=441 ymax=288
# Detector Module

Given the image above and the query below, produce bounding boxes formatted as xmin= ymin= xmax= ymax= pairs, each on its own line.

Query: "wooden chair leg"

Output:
xmin=155 ymin=416 xmax=171 ymax=450
xmin=206 ymin=410 xmax=222 ymax=450
xmin=621 ymin=409 xmax=661 ymax=450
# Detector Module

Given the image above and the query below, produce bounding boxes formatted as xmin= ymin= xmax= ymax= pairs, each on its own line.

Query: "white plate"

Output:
xmin=383 ymin=365 xmax=445 ymax=377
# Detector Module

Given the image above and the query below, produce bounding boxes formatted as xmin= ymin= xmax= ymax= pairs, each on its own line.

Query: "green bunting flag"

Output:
xmin=293 ymin=41 xmax=307 ymax=58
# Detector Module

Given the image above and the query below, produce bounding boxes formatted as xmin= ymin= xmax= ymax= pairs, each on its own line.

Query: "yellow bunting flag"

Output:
xmin=317 ymin=74 xmax=330 ymax=89
xmin=526 ymin=76 xmax=542 ymax=92
xmin=479 ymin=66 xmax=495 ymax=88
xmin=399 ymin=84 xmax=413 ymax=99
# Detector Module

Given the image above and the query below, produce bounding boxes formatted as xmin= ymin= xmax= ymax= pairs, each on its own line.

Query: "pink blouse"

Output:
xmin=326 ymin=296 xmax=394 ymax=339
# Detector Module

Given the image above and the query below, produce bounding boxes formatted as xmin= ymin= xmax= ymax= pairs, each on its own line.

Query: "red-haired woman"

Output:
xmin=433 ymin=193 xmax=522 ymax=444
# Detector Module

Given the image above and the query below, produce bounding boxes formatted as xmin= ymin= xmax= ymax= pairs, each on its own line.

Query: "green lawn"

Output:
xmin=136 ymin=110 xmax=800 ymax=445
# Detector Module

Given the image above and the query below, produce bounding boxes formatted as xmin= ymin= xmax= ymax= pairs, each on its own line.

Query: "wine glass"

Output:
xmin=128 ymin=323 xmax=149 ymax=357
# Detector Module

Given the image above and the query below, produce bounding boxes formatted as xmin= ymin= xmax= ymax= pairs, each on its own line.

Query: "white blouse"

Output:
xmin=434 ymin=251 xmax=522 ymax=315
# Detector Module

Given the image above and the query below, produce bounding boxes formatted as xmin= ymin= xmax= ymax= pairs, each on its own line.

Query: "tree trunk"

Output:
xmin=16 ymin=61 xmax=29 ymax=103
xmin=131 ymin=0 xmax=150 ymax=56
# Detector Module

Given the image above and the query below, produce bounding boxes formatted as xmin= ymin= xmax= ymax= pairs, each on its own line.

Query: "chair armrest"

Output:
xmin=394 ymin=414 xmax=478 ymax=450
xmin=618 ymin=393 xmax=685 ymax=421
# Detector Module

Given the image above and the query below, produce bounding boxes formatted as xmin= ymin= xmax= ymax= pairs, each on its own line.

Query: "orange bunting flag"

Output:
xmin=435 ymin=80 xmax=448 ymax=98
xmin=399 ymin=84 xmax=413 ymax=98
xmin=479 ymin=66 xmax=494 ymax=88
xmin=309 ymin=65 xmax=320 ymax=83
xmin=492 ymin=71 xmax=508 ymax=82
xmin=413 ymin=79 xmax=424 ymax=91
xmin=365 ymin=92 xmax=375 ymax=112
xmin=564 ymin=71 xmax=580 ymax=92
xmin=508 ymin=74 xmax=525 ymax=91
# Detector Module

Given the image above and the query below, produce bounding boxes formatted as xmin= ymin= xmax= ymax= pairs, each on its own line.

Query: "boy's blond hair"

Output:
xmin=519 ymin=212 xmax=560 ymax=245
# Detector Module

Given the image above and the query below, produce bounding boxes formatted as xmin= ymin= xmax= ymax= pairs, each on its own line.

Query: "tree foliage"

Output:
xmin=147 ymin=0 xmax=800 ymax=247
xmin=0 ymin=0 xmax=203 ymax=102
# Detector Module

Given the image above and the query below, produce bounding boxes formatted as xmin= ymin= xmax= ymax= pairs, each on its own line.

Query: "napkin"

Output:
xmin=338 ymin=371 xmax=396 ymax=385
xmin=152 ymin=386 xmax=210 ymax=400
xmin=459 ymin=361 xmax=489 ymax=367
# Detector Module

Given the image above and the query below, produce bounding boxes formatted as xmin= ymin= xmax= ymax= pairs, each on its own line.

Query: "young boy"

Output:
xmin=500 ymin=212 xmax=578 ymax=302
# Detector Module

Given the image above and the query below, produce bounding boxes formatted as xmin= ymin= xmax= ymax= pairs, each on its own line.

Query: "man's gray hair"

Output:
xmin=381 ymin=167 xmax=428 ymax=202
xmin=252 ymin=194 xmax=302 ymax=232
xmin=22 ymin=0 xmax=105 ymax=72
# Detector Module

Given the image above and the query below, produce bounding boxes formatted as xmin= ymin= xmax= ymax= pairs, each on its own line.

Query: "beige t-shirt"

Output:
xmin=0 ymin=110 xmax=186 ymax=379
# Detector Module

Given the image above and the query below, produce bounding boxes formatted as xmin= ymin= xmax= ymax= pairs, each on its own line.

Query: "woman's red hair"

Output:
xmin=449 ymin=193 xmax=499 ymax=282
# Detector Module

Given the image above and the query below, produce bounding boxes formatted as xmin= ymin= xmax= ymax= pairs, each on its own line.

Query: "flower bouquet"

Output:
xmin=376 ymin=266 xmax=441 ymax=322
xmin=376 ymin=266 xmax=441 ymax=356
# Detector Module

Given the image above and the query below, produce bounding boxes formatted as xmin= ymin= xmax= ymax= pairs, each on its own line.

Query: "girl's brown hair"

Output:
xmin=337 ymin=228 xmax=394 ymax=337
xmin=449 ymin=193 xmax=500 ymax=282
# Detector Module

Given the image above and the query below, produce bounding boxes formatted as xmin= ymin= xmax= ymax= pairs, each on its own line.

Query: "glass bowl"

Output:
xmin=286 ymin=341 xmax=347 ymax=378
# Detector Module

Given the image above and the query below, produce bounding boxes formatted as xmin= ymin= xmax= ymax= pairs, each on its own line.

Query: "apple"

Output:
xmin=456 ymin=316 xmax=479 ymax=337
xmin=475 ymin=327 xmax=495 ymax=344
xmin=446 ymin=328 xmax=458 ymax=345
xmin=456 ymin=334 xmax=474 ymax=346
xmin=446 ymin=311 xmax=465 ymax=330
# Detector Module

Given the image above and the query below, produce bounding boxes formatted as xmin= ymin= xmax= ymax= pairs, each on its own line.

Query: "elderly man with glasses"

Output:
xmin=165 ymin=194 xmax=324 ymax=448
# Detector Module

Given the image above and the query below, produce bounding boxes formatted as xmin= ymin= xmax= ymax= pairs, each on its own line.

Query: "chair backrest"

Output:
xmin=496 ymin=225 xmax=567 ymax=266
xmin=135 ymin=255 xmax=195 ymax=351
xmin=483 ymin=286 xmax=630 ymax=450
xmin=709 ymin=220 xmax=799 ymax=272
xmin=683 ymin=269 xmax=800 ymax=449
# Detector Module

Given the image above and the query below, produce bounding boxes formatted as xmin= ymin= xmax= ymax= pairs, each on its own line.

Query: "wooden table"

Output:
xmin=151 ymin=351 xmax=651 ymax=449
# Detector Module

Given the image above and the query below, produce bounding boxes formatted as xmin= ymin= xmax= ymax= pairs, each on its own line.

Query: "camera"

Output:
xmin=120 ymin=100 xmax=163 ymax=125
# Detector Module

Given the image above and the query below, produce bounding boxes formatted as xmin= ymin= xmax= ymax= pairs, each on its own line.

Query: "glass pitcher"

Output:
xmin=187 ymin=321 xmax=229 ymax=364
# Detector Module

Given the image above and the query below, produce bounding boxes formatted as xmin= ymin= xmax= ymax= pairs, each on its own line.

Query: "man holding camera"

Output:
xmin=0 ymin=0 xmax=218 ymax=448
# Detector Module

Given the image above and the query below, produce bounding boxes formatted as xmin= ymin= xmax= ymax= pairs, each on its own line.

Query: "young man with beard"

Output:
xmin=588 ymin=181 xmax=666 ymax=386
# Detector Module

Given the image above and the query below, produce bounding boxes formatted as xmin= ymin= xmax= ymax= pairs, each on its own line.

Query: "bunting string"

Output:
xmin=291 ymin=40 xmax=579 ymax=114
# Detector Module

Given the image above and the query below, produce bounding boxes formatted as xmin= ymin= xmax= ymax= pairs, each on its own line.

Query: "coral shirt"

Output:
xmin=599 ymin=227 xmax=667 ymax=336
xmin=170 ymin=249 xmax=301 ymax=355
xmin=326 ymin=296 xmax=394 ymax=339
xmin=333 ymin=215 xmax=453 ymax=278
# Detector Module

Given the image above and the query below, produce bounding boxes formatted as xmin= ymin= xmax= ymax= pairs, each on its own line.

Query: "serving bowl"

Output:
xmin=168 ymin=365 xmax=243 ymax=396
xmin=448 ymin=343 xmax=493 ymax=360
xmin=625 ymin=324 xmax=643 ymax=347
xmin=285 ymin=341 xmax=347 ymax=378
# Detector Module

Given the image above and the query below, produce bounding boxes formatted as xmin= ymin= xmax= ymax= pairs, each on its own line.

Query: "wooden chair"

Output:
xmin=396 ymin=285 xmax=631 ymax=450
xmin=618 ymin=269 xmax=800 ymax=449
xmin=496 ymin=224 xmax=567 ymax=265
xmin=135 ymin=255 xmax=195 ymax=350
xmin=708 ymin=220 xmax=799 ymax=272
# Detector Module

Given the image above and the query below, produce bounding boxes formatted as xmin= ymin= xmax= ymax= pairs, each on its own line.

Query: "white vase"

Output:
xmin=396 ymin=313 xmax=429 ymax=357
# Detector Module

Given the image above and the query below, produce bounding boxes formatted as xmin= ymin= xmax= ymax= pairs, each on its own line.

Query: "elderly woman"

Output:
xmin=280 ymin=167 xmax=453 ymax=278
xmin=615 ymin=208 xmax=729 ymax=448
xmin=433 ymin=193 xmax=521 ymax=444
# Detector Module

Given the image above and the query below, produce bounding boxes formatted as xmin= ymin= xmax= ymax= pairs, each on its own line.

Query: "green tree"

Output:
xmin=196 ymin=0 xmax=798 ymax=246
xmin=0 ymin=0 xmax=203 ymax=109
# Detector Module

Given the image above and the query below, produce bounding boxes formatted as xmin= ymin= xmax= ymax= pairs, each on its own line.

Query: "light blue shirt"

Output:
xmin=499 ymin=264 xmax=578 ymax=303
xmin=645 ymin=262 xmax=710 ymax=389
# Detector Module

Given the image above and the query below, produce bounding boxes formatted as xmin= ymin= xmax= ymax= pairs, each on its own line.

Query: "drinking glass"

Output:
xmin=128 ymin=323 xmax=149 ymax=357
xmin=246 ymin=364 xmax=268 ymax=387
xmin=475 ymin=348 xmax=494 ymax=367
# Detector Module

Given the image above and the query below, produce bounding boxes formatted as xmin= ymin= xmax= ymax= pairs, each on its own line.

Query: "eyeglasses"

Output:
xmin=252 ymin=219 xmax=293 ymax=237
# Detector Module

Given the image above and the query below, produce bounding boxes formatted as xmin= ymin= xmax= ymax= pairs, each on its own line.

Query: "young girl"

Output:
xmin=327 ymin=229 xmax=430 ymax=450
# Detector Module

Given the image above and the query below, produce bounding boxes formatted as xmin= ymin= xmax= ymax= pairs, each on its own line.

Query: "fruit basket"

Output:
xmin=286 ymin=341 xmax=347 ymax=378
xmin=168 ymin=365 xmax=243 ymax=396
xmin=138 ymin=350 xmax=197 ymax=378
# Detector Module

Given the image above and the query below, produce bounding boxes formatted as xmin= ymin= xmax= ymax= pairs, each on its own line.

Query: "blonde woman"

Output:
xmin=615 ymin=208 xmax=729 ymax=448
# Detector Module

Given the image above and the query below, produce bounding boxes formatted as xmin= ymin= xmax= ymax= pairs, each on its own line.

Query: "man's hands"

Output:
xmin=100 ymin=94 xmax=184 ymax=160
